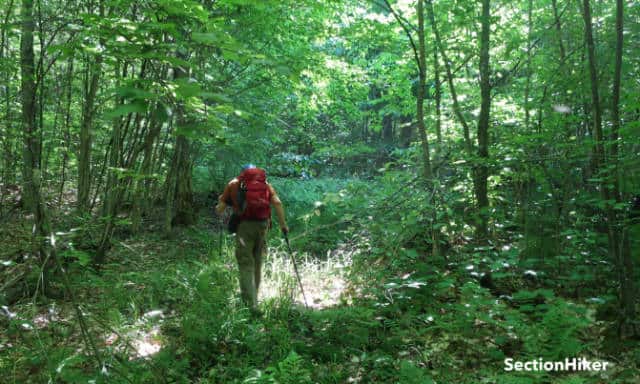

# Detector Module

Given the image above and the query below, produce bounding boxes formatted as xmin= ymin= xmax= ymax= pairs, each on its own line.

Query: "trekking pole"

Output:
xmin=218 ymin=215 xmax=224 ymax=257
xmin=283 ymin=232 xmax=309 ymax=309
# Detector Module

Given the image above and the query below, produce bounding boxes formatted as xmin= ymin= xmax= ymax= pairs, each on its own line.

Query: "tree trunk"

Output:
xmin=381 ymin=113 xmax=393 ymax=143
xmin=610 ymin=0 xmax=637 ymax=337
xmin=20 ymin=0 xmax=38 ymax=212
xmin=432 ymin=42 xmax=442 ymax=144
xmin=163 ymin=138 xmax=177 ymax=236
xmin=95 ymin=59 xmax=130 ymax=265
xmin=77 ymin=2 xmax=104 ymax=213
xmin=416 ymin=0 xmax=432 ymax=180
xmin=20 ymin=0 xmax=49 ymax=266
xmin=611 ymin=0 xmax=623 ymax=205
xmin=426 ymin=0 xmax=472 ymax=154
xmin=58 ymin=56 xmax=74 ymax=206
xmin=581 ymin=0 xmax=604 ymax=168
xmin=474 ymin=0 xmax=492 ymax=242
xmin=523 ymin=0 xmax=533 ymax=131
xmin=36 ymin=0 xmax=45 ymax=180
xmin=1 ymin=0 xmax=15 ymax=185
xmin=172 ymin=135 xmax=195 ymax=226
xmin=417 ymin=0 xmax=444 ymax=257
xmin=551 ymin=0 xmax=566 ymax=62
xmin=77 ymin=54 xmax=102 ymax=213
xmin=94 ymin=119 xmax=122 ymax=265
xmin=131 ymin=115 xmax=162 ymax=233
xmin=399 ymin=115 xmax=413 ymax=147
xmin=581 ymin=0 xmax=636 ymax=337
xmin=164 ymin=62 xmax=195 ymax=235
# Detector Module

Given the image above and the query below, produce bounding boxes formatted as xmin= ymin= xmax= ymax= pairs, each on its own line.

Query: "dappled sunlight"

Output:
xmin=260 ymin=243 xmax=356 ymax=309
xmin=130 ymin=325 xmax=162 ymax=358
xmin=4 ymin=0 xmax=639 ymax=380
xmin=0 ymin=304 xmax=64 ymax=333
xmin=104 ymin=309 xmax=164 ymax=359
xmin=32 ymin=305 xmax=62 ymax=328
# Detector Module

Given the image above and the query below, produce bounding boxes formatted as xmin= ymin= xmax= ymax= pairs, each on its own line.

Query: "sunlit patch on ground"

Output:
xmin=0 ymin=304 xmax=66 ymax=332
xmin=104 ymin=309 xmax=164 ymax=359
xmin=32 ymin=304 xmax=62 ymax=328
xmin=260 ymin=241 xmax=356 ymax=309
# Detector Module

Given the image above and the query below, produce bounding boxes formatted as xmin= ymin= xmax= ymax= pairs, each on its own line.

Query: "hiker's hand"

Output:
xmin=281 ymin=225 xmax=289 ymax=235
xmin=215 ymin=202 xmax=226 ymax=215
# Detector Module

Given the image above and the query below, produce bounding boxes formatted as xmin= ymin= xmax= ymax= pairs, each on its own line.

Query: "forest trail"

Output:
xmin=3 ymin=0 xmax=639 ymax=381
xmin=4 ymin=176 xmax=639 ymax=382
xmin=89 ymin=219 xmax=364 ymax=361
xmin=260 ymin=239 xmax=355 ymax=309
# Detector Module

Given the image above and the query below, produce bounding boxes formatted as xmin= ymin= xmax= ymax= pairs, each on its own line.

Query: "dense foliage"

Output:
xmin=1 ymin=0 xmax=639 ymax=382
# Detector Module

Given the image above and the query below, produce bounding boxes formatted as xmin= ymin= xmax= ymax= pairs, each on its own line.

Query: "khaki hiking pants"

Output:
xmin=235 ymin=220 xmax=269 ymax=308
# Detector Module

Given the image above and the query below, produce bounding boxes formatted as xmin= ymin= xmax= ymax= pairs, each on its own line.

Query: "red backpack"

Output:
xmin=238 ymin=168 xmax=271 ymax=220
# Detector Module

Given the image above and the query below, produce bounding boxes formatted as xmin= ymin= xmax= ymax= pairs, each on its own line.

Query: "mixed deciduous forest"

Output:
xmin=1 ymin=0 xmax=639 ymax=382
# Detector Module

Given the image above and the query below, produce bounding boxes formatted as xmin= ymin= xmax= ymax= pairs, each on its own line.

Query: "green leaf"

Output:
xmin=200 ymin=92 xmax=232 ymax=103
xmin=221 ymin=48 xmax=241 ymax=62
xmin=104 ymin=102 xmax=147 ymax=119
xmin=47 ymin=44 xmax=75 ymax=58
xmin=403 ymin=248 xmax=419 ymax=260
xmin=191 ymin=32 xmax=222 ymax=45
xmin=175 ymin=79 xmax=201 ymax=98
xmin=115 ymin=86 xmax=157 ymax=100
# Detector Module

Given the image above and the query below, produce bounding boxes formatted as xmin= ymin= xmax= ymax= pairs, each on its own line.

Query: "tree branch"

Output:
xmin=376 ymin=0 xmax=422 ymax=74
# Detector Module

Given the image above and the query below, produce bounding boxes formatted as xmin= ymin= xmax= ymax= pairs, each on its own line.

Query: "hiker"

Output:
xmin=215 ymin=164 xmax=289 ymax=310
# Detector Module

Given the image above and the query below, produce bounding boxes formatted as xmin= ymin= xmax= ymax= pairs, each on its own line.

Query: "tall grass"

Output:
xmin=260 ymin=242 xmax=355 ymax=309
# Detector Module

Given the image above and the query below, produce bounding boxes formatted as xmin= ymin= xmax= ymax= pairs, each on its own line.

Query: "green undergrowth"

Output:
xmin=2 ymin=219 xmax=638 ymax=384
xmin=268 ymin=176 xmax=365 ymax=256
xmin=2 ymin=174 xmax=639 ymax=383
